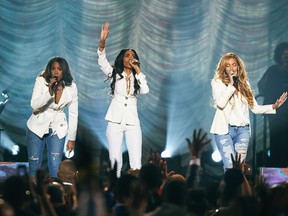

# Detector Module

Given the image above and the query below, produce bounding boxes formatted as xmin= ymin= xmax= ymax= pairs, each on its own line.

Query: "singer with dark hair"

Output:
xmin=258 ymin=42 xmax=288 ymax=167
xmin=27 ymin=56 xmax=78 ymax=179
xmin=97 ymin=21 xmax=149 ymax=177
xmin=210 ymin=52 xmax=287 ymax=171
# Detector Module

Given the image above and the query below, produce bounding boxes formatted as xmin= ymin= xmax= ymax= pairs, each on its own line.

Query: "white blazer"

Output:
xmin=98 ymin=49 xmax=149 ymax=126
xmin=210 ymin=78 xmax=275 ymax=135
xmin=27 ymin=76 xmax=78 ymax=140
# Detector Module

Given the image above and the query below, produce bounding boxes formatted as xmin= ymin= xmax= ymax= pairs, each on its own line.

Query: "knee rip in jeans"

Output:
xmin=51 ymin=152 xmax=60 ymax=159
xmin=29 ymin=156 xmax=39 ymax=161
xmin=237 ymin=150 xmax=247 ymax=156
xmin=236 ymin=141 xmax=248 ymax=156
xmin=235 ymin=139 xmax=249 ymax=148
xmin=240 ymin=138 xmax=249 ymax=142
xmin=219 ymin=138 xmax=229 ymax=145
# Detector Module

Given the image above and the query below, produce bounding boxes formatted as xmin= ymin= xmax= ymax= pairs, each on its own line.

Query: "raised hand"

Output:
xmin=147 ymin=151 xmax=171 ymax=181
xmin=186 ymin=128 xmax=211 ymax=158
xmin=129 ymin=59 xmax=141 ymax=74
xmin=231 ymin=152 xmax=244 ymax=171
xmin=147 ymin=152 xmax=161 ymax=165
xmin=99 ymin=21 xmax=109 ymax=51
xmin=254 ymin=174 xmax=269 ymax=197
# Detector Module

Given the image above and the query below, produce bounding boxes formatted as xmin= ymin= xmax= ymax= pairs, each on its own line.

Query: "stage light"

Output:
xmin=11 ymin=145 xmax=19 ymax=155
xmin=211 ymin=150 xmax=221 ymax=162
xmin=267 ymin=149 xmax=270 ymax=157
xmin=161 ymin=149 xmax=172 ymax=158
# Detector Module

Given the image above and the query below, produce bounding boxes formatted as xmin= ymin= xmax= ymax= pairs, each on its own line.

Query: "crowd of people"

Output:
xmin=1 ymin=128 xmax=288 ymax=216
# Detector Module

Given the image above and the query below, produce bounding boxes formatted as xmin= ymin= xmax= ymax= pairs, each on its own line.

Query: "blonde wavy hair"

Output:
xmin=214 ymin=53 xmax=254 ymax=108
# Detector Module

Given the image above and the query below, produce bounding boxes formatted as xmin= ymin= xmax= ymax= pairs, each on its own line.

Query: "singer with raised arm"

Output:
xmin=210 ymin=52 xmax=287 ymax=172
xmin=27 ymin=57 xmax=78 ymax=180
xmin=97 ymin=21 xmax=149 ymax=177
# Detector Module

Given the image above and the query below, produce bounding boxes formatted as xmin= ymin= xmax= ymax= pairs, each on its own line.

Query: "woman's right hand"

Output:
xmin=48 ymin=77 xmax=58 ymax=96
xmin=99 ymin=21 xmax=109 ymax=51
xmin=227 ymin=72 xmax=235 ymax=86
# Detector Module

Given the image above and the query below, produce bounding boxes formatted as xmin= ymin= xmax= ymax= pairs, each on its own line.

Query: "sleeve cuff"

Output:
xmin=97 ymin=48 xmax=105 ymax=55
xmin=189 ymin=158 xmax=200 ymax=166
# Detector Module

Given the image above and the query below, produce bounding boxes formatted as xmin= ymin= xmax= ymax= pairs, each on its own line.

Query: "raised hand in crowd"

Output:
xmin=230 ymin=153 xmax=253 ymax=196
xmin=33 ymin=169 xmax=57 ymax=216
xmin=185 ymin=128 xmax=211 ymax=189
xmin=231 ymin=152 xmax=243 ymax=171
xmin=148 ymin=152 xmax=173 ymax=180
xmin=253 ymin=174 xmax=269 ymax=204
xmin=186 ymin=128 xmax=211 ymax=158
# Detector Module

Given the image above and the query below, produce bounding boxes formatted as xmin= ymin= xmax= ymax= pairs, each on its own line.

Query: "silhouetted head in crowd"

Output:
xmin=57 ymin=159 xmax=78 ymax=183
xmin=187 ymin=188 xmax=209 ymax=215
xmin=162 ymin=179 xmax=188 ymax=207
xmin=115 ymin=173 xmax=138 ymax=203
xmin=139 ymin=163 xmax=162 ymax=190
xmin=220 ymin=169 xmax=244 ymax=207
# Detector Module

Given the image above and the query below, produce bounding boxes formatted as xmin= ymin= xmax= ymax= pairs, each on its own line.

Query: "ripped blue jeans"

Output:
xmin=214 ymin=125 xmax=250 ymax=171
xmin=27 ymin=128 xmax=65 ymax=178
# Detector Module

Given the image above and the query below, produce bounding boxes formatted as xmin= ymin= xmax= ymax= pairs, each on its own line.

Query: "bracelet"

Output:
xmin=99 ymin=43 xmax=105 ymax=48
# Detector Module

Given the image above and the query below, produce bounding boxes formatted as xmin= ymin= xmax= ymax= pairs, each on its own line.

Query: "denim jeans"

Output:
xmin=27 ymin=128 xmax=65 ymax=178
xmin=214 ymin=125 xmax=250 ymax=171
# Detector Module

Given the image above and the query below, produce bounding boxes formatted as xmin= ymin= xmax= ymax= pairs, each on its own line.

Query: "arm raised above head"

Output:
xmin=98 ymin=21 xmax=109 ymax=52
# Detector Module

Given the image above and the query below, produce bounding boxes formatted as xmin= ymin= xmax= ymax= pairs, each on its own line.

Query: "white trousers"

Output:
xmin=106 ymin=121 xmax=142 ymax=177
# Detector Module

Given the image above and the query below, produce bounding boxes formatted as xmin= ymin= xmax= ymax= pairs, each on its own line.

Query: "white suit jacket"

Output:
xmin=210 ymin=78 xmax=275 ymax=135
xmin=98 ymin=49 xmax=149 ymax=125
xmin=27 ymin=76 xmax=78 ymax=140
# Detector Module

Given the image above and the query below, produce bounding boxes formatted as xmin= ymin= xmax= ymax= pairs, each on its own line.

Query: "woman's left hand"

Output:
xmin=130 ymin=60 xmax=141 ymax=74
xmin=272 ymin=91 xmax=288 ymax=109
xmin=66 ymin=140 xmax=75 ymax=151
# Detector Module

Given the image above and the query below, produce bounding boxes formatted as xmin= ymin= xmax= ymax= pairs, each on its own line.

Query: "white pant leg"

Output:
xmin=106 ymin=122 xmax=124 ymax=177
xmin=125 ymin=124 xmax=142 ymax=170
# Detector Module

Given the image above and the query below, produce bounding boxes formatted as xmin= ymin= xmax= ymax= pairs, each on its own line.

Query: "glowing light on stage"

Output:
xmin=11 ymin=145 xmax=19 ymax=155
xmin=211 ymin=150 xmax=221 ymax=163
xmin=161 ymin=149 xmax=172 ymax=158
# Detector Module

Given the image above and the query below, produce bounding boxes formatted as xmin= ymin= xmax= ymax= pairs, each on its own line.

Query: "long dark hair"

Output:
xmin=41 ymin=57 xmax=73 ymax=87
xmin=109 ymin=49 xmax=140 ymax=96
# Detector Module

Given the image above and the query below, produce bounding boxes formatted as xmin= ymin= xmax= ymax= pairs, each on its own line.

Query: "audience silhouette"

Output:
xmin=1 ymin=128 xmax=288 ymax=216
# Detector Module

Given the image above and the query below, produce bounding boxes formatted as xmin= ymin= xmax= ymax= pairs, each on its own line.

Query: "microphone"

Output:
xmin=132 ymin=61 xmax=140 ymax=67
xmin=50 ymin=77 xmax=58 ymax=90
xmin=2 ymin=90 xmax=8 ymax=98
xmin=233 ymin=76 xmax=238 ymax=84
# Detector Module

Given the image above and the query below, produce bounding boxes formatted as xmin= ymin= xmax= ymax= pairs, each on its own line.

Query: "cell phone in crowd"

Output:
xmin=17 ymin=164 xmax=28 ymax=176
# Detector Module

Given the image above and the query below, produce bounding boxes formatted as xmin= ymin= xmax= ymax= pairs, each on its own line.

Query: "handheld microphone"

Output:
xmin=51 ymin=77 xmax=58 ymax=90
xmin=2 ymin=90 xmax=8 ymax=98
xmin=233 ymin=76 xmax=238 ymax=84
xmin=132 ymin=61 xmax=140 ymax=67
